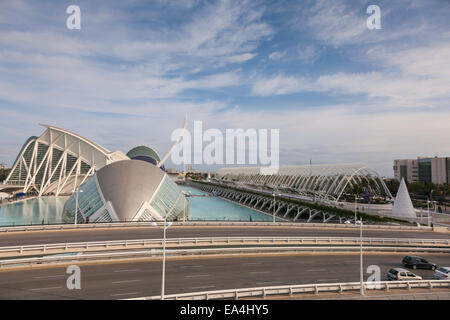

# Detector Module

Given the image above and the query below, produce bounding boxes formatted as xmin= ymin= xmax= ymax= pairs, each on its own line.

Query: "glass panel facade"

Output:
xmin=138 ymin=209 xmax=155 ymax=222
xmin=418 ymin=158 xmax=432 ymax=184
xmin=150 ymin=175 xmax=188 ymax=219
xmin=62 ymin=177 xmax=104 ymax=223
xmin=400 ymin=165 xmax=407 ymax=181
xmin=8 ymin=140 xmax=36 ymax=184
xmin=447 ymin=158 xmax=450 ymax=184
xmin=96 ymin=209 xmax=112 ymax=222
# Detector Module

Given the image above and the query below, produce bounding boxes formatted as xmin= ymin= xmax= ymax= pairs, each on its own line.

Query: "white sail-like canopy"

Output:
xmin=392 ymin=178 xmax=417 ymax=218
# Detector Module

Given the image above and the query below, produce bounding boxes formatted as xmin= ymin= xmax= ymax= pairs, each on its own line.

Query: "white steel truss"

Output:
xmin=215 ymin=163 xmax=393 ymax=202
xmin=5 ymin=124 xmax=128 ymax=196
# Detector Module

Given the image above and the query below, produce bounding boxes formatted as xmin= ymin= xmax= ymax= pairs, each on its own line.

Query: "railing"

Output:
xmin=128 ymin=280 xmax=450 ymax=300
xmin=0 ymin=221 xmax=437 ymax=233
xmin=0 ymin=236 xmax=449 ymax=258
xmin=2 ymin=245 xmax=450 ymax=268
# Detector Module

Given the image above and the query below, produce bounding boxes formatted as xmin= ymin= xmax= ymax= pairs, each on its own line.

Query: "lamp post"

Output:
xmin=360 ymin=217 xmax=364 ymax=296
xmin=272 ymin=189 xmax=281 ymax=224
xmin=432 ymin=200 xmax=437 ymax=226
xmin=183 ymin=197 xmax=186 ymax=223
xmin=427 ymin=198 xmax=430 ymax=227
xmin=74 ymin=188 xmax=83 ymax=226
xmin=152 ymin=219 xmax=172 ymax=300
xmin=354 ymin=195 xmax=357 ymax=225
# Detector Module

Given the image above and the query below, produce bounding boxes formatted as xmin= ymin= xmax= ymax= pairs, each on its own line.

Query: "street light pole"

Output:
xmin=74 ymin=188 xmax=83 ymax=226
xmin=354 ymin=195 xmax=357 ymax=225
xmin=74 ymin=188 xmax=78 ymax=226
xmin=273 ymin=192 xmax=276 ymax=224
xmin=153 ymin=219 xmax=172 ymax=301
xmin=183 ymin=198 xmax=186 ymax=223
xmin=427 ymin=198 xmax=430 ymax=227
xmin=360 ymin=217 xmax=364 ymax=295
xmin=432 ymin=200 xmax=437 ymax=226
xmin=161 ymin=219 xmax=167 ymax=300
xmin=272 ymin=190 xmax=280 ymax=224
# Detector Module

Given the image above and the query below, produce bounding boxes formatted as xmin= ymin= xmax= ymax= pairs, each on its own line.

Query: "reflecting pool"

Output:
xmin=0 ymin=185 xmax=273 ymax=226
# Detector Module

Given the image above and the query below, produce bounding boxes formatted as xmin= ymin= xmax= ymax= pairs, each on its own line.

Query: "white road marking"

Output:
xmin=316 ymin=279 xmax=340 ymax=282
xmin=249 ymin=271 xmax=271 ymax=274
xmin=184 ymin=274 xmax=210 ymax=278
xmin=306 ymin=269 xmax=327 ymax=272
xmin=242 ymin=263 xmax=262 ymax=266
xmin=111 ymin=292 xmax=142 ymax=297
xmin=256 ymin=281 xmax=282 ymax=285
xmin=33 ymin=275 xmax=65 ymax=279
xmin=113 ymin=269 xmax=140 ymax=273
xmin=112 ymin=279 xmax=142 ymax=284
xmin=191 ymin=285 xmax=216 ymax=290
xmin=180 ymin=265 xmax=203 ymax=269
xmin=29 ymin=286 xmax=62 ymax=291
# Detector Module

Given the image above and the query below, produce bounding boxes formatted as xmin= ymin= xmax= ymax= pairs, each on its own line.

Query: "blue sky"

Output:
xmin=1 ymin=0 xmax=450 ymax=176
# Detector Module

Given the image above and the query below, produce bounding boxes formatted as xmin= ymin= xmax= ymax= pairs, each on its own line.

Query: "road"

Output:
xmin=0 ymin=226 xmax=448 ymax=247
xmin=0 ymin=253 xmax=449 ymax=299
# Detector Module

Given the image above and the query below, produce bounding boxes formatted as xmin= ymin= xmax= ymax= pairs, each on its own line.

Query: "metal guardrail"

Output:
xmin=1 ymin=245 xmax=450 ymax=268
xmin=0 ymin=221 xmax=437 ymax=233
xmin=0 ymin=236 xmax=449 ymax=257
xmin=128 ymin=280 xmax=450 ymax=300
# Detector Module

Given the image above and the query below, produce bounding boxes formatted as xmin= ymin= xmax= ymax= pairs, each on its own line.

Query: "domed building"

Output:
xmin=126 ymin=146 xmax=165 ymax=170
xmin=62 ymin=159 xmax=189 ymax=223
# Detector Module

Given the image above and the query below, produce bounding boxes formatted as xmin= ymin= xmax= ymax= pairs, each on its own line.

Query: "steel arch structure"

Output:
xmin=215 ymin=163 xmax=393 ymax=202
xmin=4 ymin=124 xmax=128 ymax=196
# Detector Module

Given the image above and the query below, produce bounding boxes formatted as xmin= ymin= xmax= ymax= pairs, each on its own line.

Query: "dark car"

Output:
xmin=402 ymin=256 xmax=437 ymax=270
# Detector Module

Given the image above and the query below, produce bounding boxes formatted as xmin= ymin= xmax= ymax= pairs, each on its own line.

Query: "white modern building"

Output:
xmin=3 ymin=124 xmax=128 ymax=195
xmin=2 ymin=124 xmax=190 ymax=222
xmin=62 ymin=159 xmax=189 ymax=223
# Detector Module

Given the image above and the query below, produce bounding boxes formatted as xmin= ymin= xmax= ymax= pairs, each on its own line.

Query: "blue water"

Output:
xmin=0 ymin=196 xmax=69 ymax=226
xmin=0 ymin=186 xmax=273 ymax=226
xmin=181 ymin=186 xmax=273 ymax=222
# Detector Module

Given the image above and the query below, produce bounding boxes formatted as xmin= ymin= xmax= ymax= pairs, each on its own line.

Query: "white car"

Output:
xmin=387 ymin=268 xmax=422 ymax=281
xmin=433 ymin=267 xmax=450 ymax=279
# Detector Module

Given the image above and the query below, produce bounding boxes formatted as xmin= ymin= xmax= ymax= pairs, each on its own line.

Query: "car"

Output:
xmin=433 ymin=267 xmax=450 ymax=279
xmin=387 ymin=268 xmax=422 ymax=281
xmin=402 ymin=256 xmax=437 ymax=270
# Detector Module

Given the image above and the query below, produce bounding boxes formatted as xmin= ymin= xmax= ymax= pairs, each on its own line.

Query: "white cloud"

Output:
xmin=251 ymin=39 xmax=450 ymax=109
xmin=301 ymin=0 xmax=368 ymax=46
xmin=227 ymin=53 xmax=257 ymax=63
xmin=251 ymin=75 xmax=312 ymax=96
xmin=1 ymin=0 xmax=450 ymax=178
xmin=215 ymin=104 xmax=450 ymax=176
xmin=268 ymin=51 xmax=284 ymax=60
xmin=297 ymin=45 xmax=319 ymax=63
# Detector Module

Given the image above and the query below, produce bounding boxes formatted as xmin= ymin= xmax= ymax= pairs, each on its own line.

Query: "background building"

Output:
xmin=394 ymin=156 xmax=450 ymax=184
xmin=393 ymin=159 xmax=419 ymax=183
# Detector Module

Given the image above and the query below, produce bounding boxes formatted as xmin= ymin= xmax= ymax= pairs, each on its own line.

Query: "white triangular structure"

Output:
xmin=391 ymin=178 xmax=417 ymax=218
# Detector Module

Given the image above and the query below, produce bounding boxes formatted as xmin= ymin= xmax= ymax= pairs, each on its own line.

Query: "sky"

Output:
xmin=0 ymin=0 xmax=450 ymax=177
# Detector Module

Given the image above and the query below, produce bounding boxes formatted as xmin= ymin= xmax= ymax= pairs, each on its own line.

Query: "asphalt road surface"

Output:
xmin=0 ymin=253 xmax=449 ymax=299
xmin=0 ymin=226 xmax=448 ymax=247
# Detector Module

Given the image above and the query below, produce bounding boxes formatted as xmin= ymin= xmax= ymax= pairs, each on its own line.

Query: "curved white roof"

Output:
xmin=6 ymin=125 xmax=129 ymax=196
xmin=216 ymin=163 xmax=392 ymax=202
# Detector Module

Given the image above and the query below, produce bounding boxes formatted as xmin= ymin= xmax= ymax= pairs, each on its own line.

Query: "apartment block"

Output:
xmin=394 ymin=156 xmax=450 ymax=184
